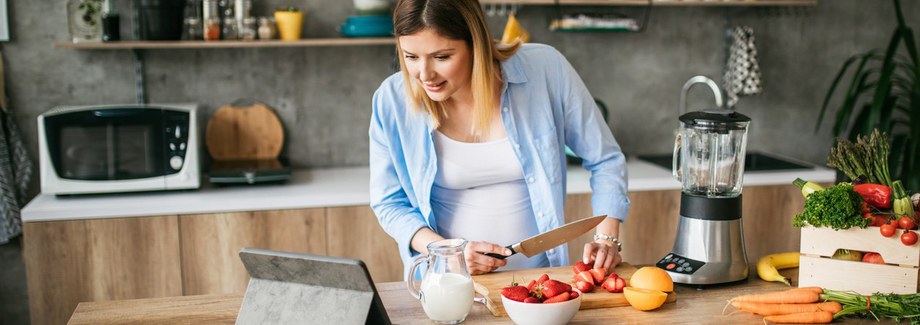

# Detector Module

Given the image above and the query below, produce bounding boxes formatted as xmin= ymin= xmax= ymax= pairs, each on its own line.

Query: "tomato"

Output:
xmin=901 ymin=231 xmax=918 ymax=246
xmin=898 ymin=216 xmax=917 ymax=230
xmin=871 ymin=215 xmax=889 ymax=227
xmin=880 ymin=223 xmax=898 ymax=237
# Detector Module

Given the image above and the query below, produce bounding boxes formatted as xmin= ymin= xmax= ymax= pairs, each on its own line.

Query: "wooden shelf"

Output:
xmin=479 ymin=0 xmax=815 ymax=5
xmin=53 ymin=38 xmax=396 ymax=50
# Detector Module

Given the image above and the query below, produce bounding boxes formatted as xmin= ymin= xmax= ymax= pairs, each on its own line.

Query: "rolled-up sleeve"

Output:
xmin=369 ymin=85 xmax=429 ymax=266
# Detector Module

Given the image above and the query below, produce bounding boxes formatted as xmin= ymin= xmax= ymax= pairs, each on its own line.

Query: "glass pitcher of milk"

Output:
xmin=407 ymin=238 xmax=474 ymax=324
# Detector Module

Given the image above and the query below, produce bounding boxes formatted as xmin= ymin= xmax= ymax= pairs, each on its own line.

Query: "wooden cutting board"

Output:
xmin=472 ymin=263 xmax=677 ymax=316
xmin=206 ymin=103 xmax=284 ymax=161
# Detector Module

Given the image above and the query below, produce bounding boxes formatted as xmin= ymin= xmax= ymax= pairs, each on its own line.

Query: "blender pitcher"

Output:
xmin=672 ymin=77 xmax=751 ymax=198
xmin=407 ymin=238 xmax=474 ymax=324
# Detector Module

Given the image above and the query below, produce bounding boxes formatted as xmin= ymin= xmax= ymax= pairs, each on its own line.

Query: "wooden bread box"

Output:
xmin=799 ymin=226 xmax=920 ymax=295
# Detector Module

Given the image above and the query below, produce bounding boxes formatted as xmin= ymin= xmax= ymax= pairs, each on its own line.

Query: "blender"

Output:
xmin=657 ymin=76 xmax=752 ymax=285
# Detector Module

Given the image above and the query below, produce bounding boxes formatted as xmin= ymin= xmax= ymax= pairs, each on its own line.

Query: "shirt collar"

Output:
xmin=500 ymin=54 xmax=528 ymax=84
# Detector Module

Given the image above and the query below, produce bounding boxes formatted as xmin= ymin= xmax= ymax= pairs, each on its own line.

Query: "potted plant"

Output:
xmin=815 ymin=0 xmax=919 ymax=192
xmin=274 ymin=6 xmax=304 ymax=41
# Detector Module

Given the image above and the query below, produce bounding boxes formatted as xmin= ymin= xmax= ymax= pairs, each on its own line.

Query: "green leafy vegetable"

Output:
xmin=792 ymin=183 xmax=868 ymax=230
xmin=821 ymin=289 xmax=920 ymax=324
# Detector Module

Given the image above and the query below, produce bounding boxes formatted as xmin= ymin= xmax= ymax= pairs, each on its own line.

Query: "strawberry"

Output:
xmin=536 ymin=274 xmax=550 ymax=285
xmin=570 ymin=291 xmax=580 ymax=299
xmin=541 ymin=279 xmax=572 ymax=298
xmin=589 ymin=268 xmax=607 ymax=285
xmin=601 ymin=274 xmax=626 ymax=293
xmin=523 ymin=296 xmax=541 ymax=304
xmin=573 ymin=261 xmax=591 ymax=274
xmin=501 ymin=285 xmax=531 ymax=302
xmin=575 ymin=280 xmax=595 ymax=293
xmin=575 ymin=271 xmax=594 ymax=284
xmin=526 ymin=279 xmax=537 ymax=292
xmin=543 ymin=291 xmax=571 ymax=303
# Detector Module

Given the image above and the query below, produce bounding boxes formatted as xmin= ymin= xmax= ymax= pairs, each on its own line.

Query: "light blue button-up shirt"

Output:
xmin=369 ymin=43 xmax=630 ymax=276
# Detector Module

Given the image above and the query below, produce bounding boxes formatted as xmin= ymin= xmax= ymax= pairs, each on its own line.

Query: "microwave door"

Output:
xmin=49 ymin=109 xmax=167 ymax=182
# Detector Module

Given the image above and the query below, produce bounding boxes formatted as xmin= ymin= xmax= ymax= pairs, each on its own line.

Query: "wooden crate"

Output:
xmin=799 ymin=226 xmax=920 ymax=295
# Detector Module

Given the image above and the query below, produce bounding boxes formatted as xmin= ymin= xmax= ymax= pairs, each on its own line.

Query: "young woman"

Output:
xmin=369 ymin=0 xmax=630 ymax=276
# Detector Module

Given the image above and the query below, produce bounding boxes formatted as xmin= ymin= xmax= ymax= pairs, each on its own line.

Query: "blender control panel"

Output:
xmin=657 ymin=253 xmax=705 ymax=274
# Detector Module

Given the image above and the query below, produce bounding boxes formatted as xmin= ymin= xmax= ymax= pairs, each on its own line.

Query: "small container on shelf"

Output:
xmin=222 ymin=17 xmax=238 ymax=40
xmin=257 ymin=17 xmax=273 ymax=40
xmin=240 ymin=17 xmax=256 ymax=41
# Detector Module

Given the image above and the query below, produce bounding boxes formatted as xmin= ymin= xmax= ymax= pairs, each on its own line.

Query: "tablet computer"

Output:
xmin=237 ymin=248 xmax=392 ymax=325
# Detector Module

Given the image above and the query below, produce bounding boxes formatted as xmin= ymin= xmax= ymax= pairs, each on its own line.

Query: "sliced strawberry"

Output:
xmin=575 ymin=280 xmax=595 ymax=293
xmin=575 ymin=271 xmax=594 ymax=284
xmin=501 ymin=285 xmax=531 ymax=302
xmin=523 ymin=296 xmax=541 ymax=304
xmin=601 ymin=274 xmax=625 ymax=293
xmin=573 ymin=261 xmax=591 ymax=274
xmin=543 ymin=291 xmax=571 ymax=303
xmin=589 ymin=268 xmax=607 ymax=285
xmin=536 ymin=274 xmax=550 ymax=285
xmin=541 ymin=280 xmax=572 ymax=298
xmin=569 ymin=291 xmax=580 ymax=299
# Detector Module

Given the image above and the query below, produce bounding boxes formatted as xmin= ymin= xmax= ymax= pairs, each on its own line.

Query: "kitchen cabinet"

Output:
xmin=22 ymin=216 xmax=183 ymax=325
xmin=179 ymin=208 xmax=327 ymax=295
xmin=326 ymin=206 xmax=403 ymax=283
xmin=565 ymin=184 xmax=810 ymax=266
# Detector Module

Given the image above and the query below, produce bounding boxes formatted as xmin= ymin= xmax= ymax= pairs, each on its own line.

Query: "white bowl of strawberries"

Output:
xmin=500 ymin=274 xmax=582 ymax=325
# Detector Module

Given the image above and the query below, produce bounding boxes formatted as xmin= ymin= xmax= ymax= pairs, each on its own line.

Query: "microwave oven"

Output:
xmin=38 ymin=104 xmax=200 ymax=195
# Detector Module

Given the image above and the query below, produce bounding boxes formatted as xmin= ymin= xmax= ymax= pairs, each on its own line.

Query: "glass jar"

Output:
xmin=68 ymin=0 xmax=104 ymax=42
xmin=240 ymin=17 xmax=256 ymax=41
xmin=203 ymin=0 xmax=220 ymax=40
xmin=257 ymin=17 xmax=273 ymax=40
xmin=222 ymin=17 xmax=238 ymax=40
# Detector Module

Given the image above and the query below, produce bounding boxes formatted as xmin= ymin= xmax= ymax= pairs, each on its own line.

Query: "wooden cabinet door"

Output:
xmin=564 ymin=191 xmax=682 ymax=266
xmin=741 ymin=184 xmax=808 ymax=263
xmin=179 ymin=208 xmax=326 ymax=295
xmin=326 ymin=206 xmax=403 ymax=282
xmin=22 ymin=216 xmax=182 ymax=325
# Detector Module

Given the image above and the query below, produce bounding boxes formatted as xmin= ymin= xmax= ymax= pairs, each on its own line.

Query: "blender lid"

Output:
xmin=679 ymin=109 xmax=751 ymax=130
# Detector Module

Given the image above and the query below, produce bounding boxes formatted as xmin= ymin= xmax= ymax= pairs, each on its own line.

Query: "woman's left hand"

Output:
xmin=583 ymin=240 xmax=621 ymax=271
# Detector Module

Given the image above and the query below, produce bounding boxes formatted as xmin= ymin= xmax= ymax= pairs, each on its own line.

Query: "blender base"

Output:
xmin=658 ymin=215 xmax=749 ymax=285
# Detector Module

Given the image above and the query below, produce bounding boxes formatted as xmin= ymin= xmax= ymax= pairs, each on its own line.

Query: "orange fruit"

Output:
xmin=628 ymin=266 xmax=674 ymax=292
xmin=623 ymin=287 xmax=667 ymax=311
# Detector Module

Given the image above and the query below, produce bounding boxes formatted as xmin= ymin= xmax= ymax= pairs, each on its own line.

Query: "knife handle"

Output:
xmin=484 ymin=245 xmax=516 ymax=260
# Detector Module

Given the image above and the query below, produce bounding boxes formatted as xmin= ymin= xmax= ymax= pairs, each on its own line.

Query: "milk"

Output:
xmin=420 ymin=272 xmax=474 ymax=323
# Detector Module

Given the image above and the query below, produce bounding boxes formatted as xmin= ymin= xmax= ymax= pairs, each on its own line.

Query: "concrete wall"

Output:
xmin=3 ymin=0 xmax=917 ymax=198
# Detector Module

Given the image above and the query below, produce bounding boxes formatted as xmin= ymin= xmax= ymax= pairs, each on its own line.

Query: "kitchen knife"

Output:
xmin=485 ymin=215 xmax=607 ymax=259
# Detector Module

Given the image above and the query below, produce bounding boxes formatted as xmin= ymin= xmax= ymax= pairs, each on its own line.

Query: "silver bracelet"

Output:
xmin=593 ymin=234 xmax=622 ymax=252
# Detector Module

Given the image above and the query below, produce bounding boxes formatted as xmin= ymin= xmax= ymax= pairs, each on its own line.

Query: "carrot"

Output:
xmin=763 ymin=311 xmax=834 ymax=324
xmin=792 ymin=286 xmax=825 ymax=295
xmin=731 ymin=301 xmax=843 ymax=316
xmin=730 ymin=288 xmax=821 ymax=304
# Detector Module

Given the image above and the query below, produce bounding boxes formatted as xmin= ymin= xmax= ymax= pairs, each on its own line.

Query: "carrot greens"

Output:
xmin=821 ymin=289 xmax=920 ymax=324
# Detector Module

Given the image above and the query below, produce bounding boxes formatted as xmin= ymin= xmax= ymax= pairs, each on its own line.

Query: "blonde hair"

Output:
xmin=394 ymin=0 xmax=520 ymax=139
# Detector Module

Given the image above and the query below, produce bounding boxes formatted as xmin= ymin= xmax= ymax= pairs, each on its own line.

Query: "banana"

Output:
xmin=756 ymin=252 xmax=800 ymax=286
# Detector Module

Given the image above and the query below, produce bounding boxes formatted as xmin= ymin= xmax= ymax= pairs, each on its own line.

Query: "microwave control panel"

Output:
xmin=164 ymin=111 xmax=190 ymax=172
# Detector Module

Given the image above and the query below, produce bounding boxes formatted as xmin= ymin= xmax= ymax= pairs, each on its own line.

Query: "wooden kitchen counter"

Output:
xmin=69 ymin=269 xmax=880 ymax=324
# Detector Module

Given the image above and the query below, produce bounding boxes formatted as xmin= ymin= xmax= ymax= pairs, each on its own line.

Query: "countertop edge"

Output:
xmin=23 ymin=159 xmax=836 ymax=222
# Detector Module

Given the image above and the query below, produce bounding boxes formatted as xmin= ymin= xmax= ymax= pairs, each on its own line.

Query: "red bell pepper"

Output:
xmin=853 ymin=183 xmax=892 ymax=209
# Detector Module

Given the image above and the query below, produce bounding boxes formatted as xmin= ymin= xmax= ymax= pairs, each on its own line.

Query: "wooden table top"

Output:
xmin=68 ymin=269 xmax=879 ymax=324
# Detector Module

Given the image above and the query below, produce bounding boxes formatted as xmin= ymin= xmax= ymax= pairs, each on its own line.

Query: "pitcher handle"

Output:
xmin=672 ymin=133 xmax=682 ymax=182
xmin=406 ymin=254 xmax=428 ymax=300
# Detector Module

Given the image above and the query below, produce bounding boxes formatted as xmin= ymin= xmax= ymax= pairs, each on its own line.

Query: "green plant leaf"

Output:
xmin=866 ymin=29 xmax=903 ymax=137
xmin=833 ymin=66 xmax=874 ymax=136
xmin=816 ymin=54 xmax=862 ymax=133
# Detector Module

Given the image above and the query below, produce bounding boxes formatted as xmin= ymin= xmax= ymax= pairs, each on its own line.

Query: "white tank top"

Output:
xmin=431 ymin=130 xmax=549 ymax=270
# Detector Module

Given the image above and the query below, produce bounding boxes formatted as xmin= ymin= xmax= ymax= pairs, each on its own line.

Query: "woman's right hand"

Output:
xmin=463 ymin=241 xmax=511 ymax=275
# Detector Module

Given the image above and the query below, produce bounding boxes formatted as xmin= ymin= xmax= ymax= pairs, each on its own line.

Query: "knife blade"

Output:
xmin=485 ymin=215 xmax=607 ymax=259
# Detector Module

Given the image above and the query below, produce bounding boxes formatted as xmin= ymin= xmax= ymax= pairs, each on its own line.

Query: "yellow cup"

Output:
xmin=274 ymin=10 xmax=304 ymax=41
